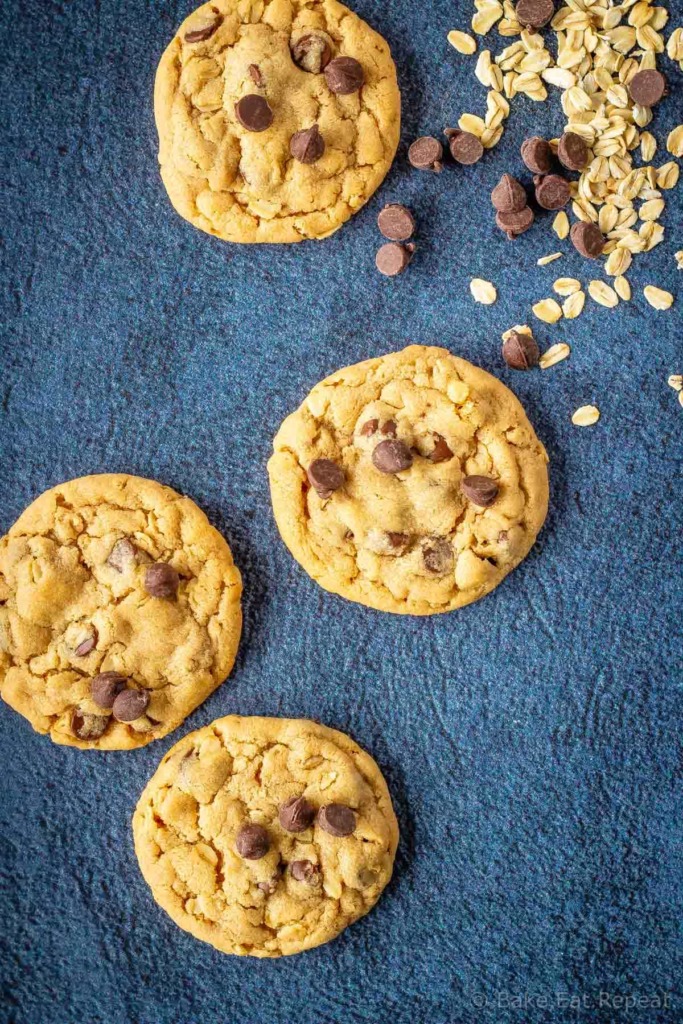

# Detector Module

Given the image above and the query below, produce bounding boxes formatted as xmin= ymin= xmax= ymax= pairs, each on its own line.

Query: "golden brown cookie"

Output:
xmin=133 ymin=715 xmax=398 ymax=957
xmin=154 ymin=0 xmax=401 ymax=243
xmin=0 ymin=475 xmax=242 ymax=749
xmin=268 ymin=346 xmax=549 ymax=614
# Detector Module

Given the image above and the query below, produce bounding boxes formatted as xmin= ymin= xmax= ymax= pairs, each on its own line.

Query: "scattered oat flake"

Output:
xmin=532 ymin=298 xmax=563 ymax=324
xmin=644 ymin=285 xmax=674 ymax=310
xmin=539 ymin=343 xmax=571 ymax=369
xmin=588 ymin=281 xmax=619 ymax=309
xmin=675 ymin=252 xmax=683 ymax=270
xmin=614 ymin=276 xmax=632 ymax=301
xmin=572 ymin=405 xmax=600 ymax=428
xmin=667 ymin=126 xmax=683 ymax=159
xmin=563 ymin=291 xmax=586 ymax=319
xmin=552 ymin=212 xmax=570 ymax=241
xmin=537 ymin=253 xmax=563 ymax=266
xmin=470 ymin=278 xmax=497 ymax=304
xmin=553 ymin=278 xmax=581 ymax=297
xmin=448 ymin=30 xmax=477 ymax=55
xmin=667 ymin=374 xmax=683 ymax=393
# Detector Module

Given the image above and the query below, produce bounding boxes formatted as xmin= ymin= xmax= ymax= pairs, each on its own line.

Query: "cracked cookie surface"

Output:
xmin=268 ymin=346 xmax=549 ymax=615
xmin=154 ymin=0 xmax=400 ymax=243
xmin=0 ymin=475 xmax=242 ymax=749
xmin=133 ymin=715 xmax=398 ymax=957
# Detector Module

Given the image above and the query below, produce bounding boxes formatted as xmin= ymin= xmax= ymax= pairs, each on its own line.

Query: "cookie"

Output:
xmin=154 ymin=0 xmax=401 ymax=243
xmin=133 ymin=715 xmax=398 ymax=957
xmin=0 ymin=475 xmax=242 ymax=749
xmin=268 ymin=346 xmax=549 ymax=615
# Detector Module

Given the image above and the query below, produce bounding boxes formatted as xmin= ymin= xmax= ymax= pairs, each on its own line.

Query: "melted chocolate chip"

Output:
xmin=236 ymin=823 xmax=270 ymax=860
xmin=235 ymin=94 xmax=274 ymax=132
xmin=112 ymin=688 xmax=150 ymax=723
xmin=279 ymin=796 xmax=316 ymax=833
xmin=91 ymin=672 xmax=127 ymax=710
xmin=291 ymin=859 xmax=319 ymax=882
xmin=107 ymin=537 xmax=137 ymax=573
xmin=184 ymin=12 xmax=223 ymax=44
xmin=324 ymin=56 xmax=364 ymax=95
xmin=74 ymin=631 xmax=98 ymax=657
xmin=461 ymin=475 xmax=500 ymax=507
xmin=290 ymin=124 xmax=325 ymax=164
xmin=291 ymin=33 xmax=333 ymax=74
xmin=422 ymin=538 xmax=454 ymax=575
xmin=248 ymin=64 xmax=264 ymax=87
xmin=71 ymin=710 xmax=109 ymax=741
xmin=360 ymin=418 xmax=379 ymax=436
xmin=318 ymin=804 xmax=356 ymax=837
xmin=372 ymin=439 xmax=413 ymax=474
xmin=428 ymin=435 xmax=454 ymax=463
xmin=307 ymin=459 xmax=345 ymax=498
xmin=145 ymin=563 xmax=180 ymax=599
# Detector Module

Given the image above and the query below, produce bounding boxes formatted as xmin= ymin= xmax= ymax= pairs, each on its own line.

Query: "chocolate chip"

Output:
xmin=235 ymin=94 xmax=274 ymax=132
xmin=502 ymin=330 xmax=540 ymax=370
xmin=372 ymin=439 xmax=413 ymax=474
xmin=375 ymin=242 xmax=414 ymax=277
xmin=236 ymin=823 xmax=270 ymax=860
xmin=291 ymin=859 xmax=319 ymax=882
xmin=279 ymin=796 xmax=316 ymax=833
xmin=422 ymin=538 xmax=454 ymax=575
xmin=515 ymin=0 xmax=555 ymax=29
xmin=360 ymin=418 xmax=379 ymax=436
xmin=290 ymin=124 xmax=325 ymax=164
xmin=558 ymin=131 xmax=588 ymax=171
xmin=318 ymin=804 xmax=356 ymax=837
xmin=491 ymin=174 xmax=527 ymax=213
xmin=184 ymin=13 xmax=222 ymax=43
xmin=570 ymin=221 xmax=605 ymax=259
xmin=428 ymin=434 xmax=454 ymax=463
xmin=112 ymin=688 xmax=150 ymax=723
xmin=107 ymin=537 xmax=137 ymax=573
xmin=461 ymin=475 xmax=500 ymax=507
xmin=446 ymin=129 xmax=484 ymax=165
xmin=257 ymin=875 xmax=280 ymax=895
xmin=534 ymin=174 xmax=571 ymax=210
xmin=74 ymin=630 xmax=97 ymax=657
xmin=380 ymin=420 xmax=397 ymax=437
xmin=387 ymin=532 xmax=410 ymax=550
xmin=521 ymin=136 xmax=553 ymax=174
xmin=248 ymin=64 xmax=264 ymax=87
xmin=91 ymin=671 xmax=127 ymax=710
xmin=324 ymin=56 xmax=364 ymax=95
xmin=377 ymin=204 xmax=415 ymax=242
xmin=628 ymin=69 xmax=667 ymax=107
xmin=408 ymin=136 xmax=443 ymax=172
xmin=291 ymin=33 xmax=333 ymax=74
xmin=307 ymin=459 xmax=344 ymax=499
xmin=145 ymin=563 xmax=180 ymax=599
xmin=71 ymin=709 xmax=109 ymax=740
xmin=496 ymin=206 xmax=535 ymax=239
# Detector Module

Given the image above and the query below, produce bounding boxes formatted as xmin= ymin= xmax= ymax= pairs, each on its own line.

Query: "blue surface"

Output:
xmin=1 ymin=1 xmax=682 ymax=1022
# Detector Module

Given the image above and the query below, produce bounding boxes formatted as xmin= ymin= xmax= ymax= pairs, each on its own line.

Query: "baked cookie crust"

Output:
xmin=133 ymin=715 xmax=398 ymax=957
xmin=154 ymin=0 xmax=401 ymax=243
xmin=0 ymin=475 xmax=242 ymax=749
xmin=268 ymin=346 xmax=550 ymax=615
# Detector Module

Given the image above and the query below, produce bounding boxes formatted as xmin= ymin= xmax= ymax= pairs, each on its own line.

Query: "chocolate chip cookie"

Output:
xmin=155 ymin=0 xmax=401 ymax=243
xmin=133 ymin=715 xmax=398 ymax=957
xmin=268 ymin=346 xmax=549 ymax=615
xmin=0 ymin=475 xmax=242 ymax=749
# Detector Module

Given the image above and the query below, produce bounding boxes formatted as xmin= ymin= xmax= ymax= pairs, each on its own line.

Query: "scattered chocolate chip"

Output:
xmin=91 ymin=672 xmax=127 ymax=710
xmin=291 ymin=33 xmax=333 ymax=74
xmin=279 ymin=796 xmax=315 ymax=833
xmin=557 ymin=131 xmax=588 ymax=171
xmin=422 ymin=538 xmax=454 ymax=575
xmin=628 ymin=69 xmax=667 ymax=107
xmin=570 ymin=220 xmax=605 ymax=259
xmin=534 ymin=174 xmax=571 ymax=210
xmin=145 ymin=563 xmax=180 ymax=599
xmin=360 ymin=418 xmax=379 ymax=436
xmin=107 ymin=537 xmax=137 ymax=573
xmin=307 ymin=458 xmax=345 ymax=499
xmin=496 ymin=206 xmax=535 ymax=239
xmin=461 ymin=475 xmax=500 ymax=507
xmin=428 ymin=434 xmax=454 ymax=463
xmin=290 ymin=124 xmax=325 ymax=164
xmin=377 ymin=204 xmax=415 ymax=242
xmin=502 ymin=330 xmax=540 ymax=370
xmin=248 ymin=64 xmax=264 ymax=87
xmin=236 ymin=823 xmax=270 ymax=860
xmin=376 ymin=242 xmax=414 ymax=277
xmin=491 ymin=174 xmax=528 ymax=213
xmin=515 ymin=0 xmax=555 ymax=29
xmin=324 ymin=56 xmax=364 ymax=95
xmin=408 ymin=136 xmax=443 ymax=172
xmin=380 ymin=420 xmax=397 ymax=437
xmin=372 ymin=439 xmax=413 ymax=474
xmin=521 ymin=136 xmax=553 ymax=174
xmin=184 ymin=13 xmax=222 ymax=43
xmin=291 ymin=859 xmax=319 ymax=882
xmin=235 ymin=94 xmax=274 ymax=132
xmin=318 ymin=804 xmax=356 ymax=837
xmin=112 ymin=688 xmax=150 ymax=723
xmin=74 ymin=631 xmax=97 ymax=657
xmin=71 ymin=710 xmax=109 ymax=740
xmin=446 ymin=129 xmax=484 ymax=165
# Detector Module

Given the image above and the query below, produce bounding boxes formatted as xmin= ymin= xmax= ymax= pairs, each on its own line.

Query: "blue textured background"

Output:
xmin=1 ymin=1 xmax=682 ymax=1022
